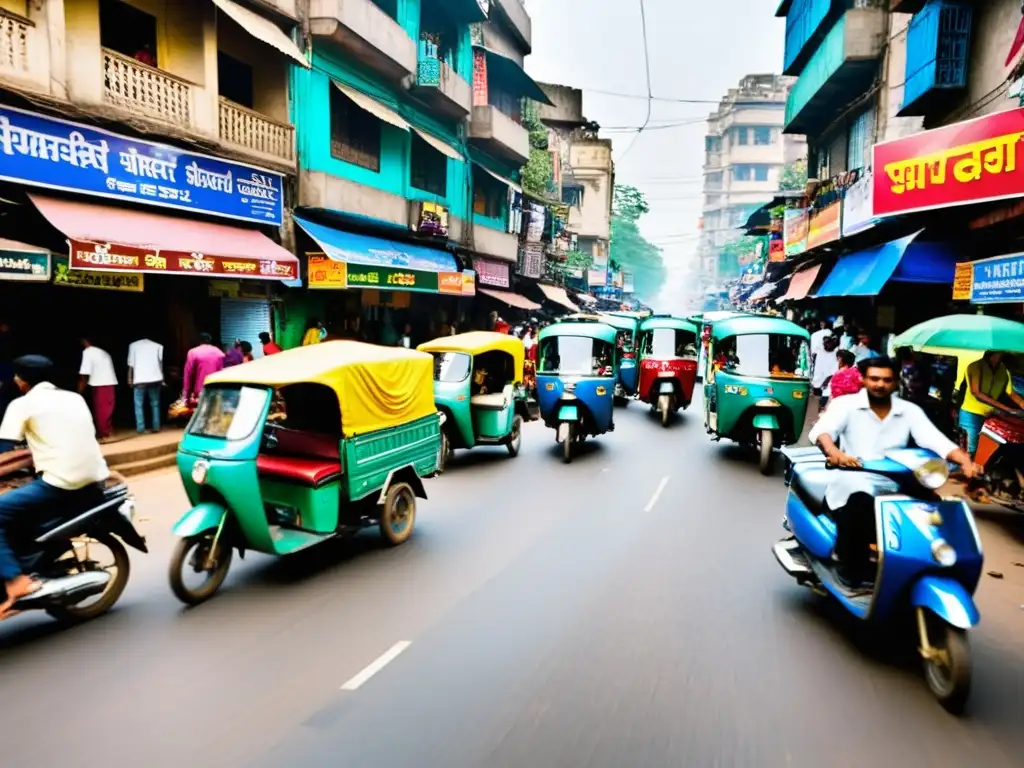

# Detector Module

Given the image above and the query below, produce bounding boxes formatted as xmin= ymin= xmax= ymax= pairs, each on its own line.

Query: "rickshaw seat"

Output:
xmin=470 ymin=393 xmax=508 ymax=410
xmin=256 ymin=455 xmax=342 ymax=488
xmin=271 ymin=427 xmax=340 ymax=460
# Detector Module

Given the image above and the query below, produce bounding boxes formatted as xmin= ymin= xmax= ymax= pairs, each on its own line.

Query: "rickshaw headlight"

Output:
xmin=191 ymin=460 xmax=209 ymax=485
xmin=913 ymin=458 xmax=949 ymax=490
xmin=755 ymin=399 xmax=781 ymax=407
xmin=793 ymin=390 xmax=805 ymax=399
xmin=931 ymin=538 xmax=957 ymax=567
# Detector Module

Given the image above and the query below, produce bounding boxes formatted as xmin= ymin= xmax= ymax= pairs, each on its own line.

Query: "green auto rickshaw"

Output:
xmin=696 ymin=310 xmax=742 ymax=383
xmin=418 ymin=331 xmax=536 ymax=472
xmin=169 ymin=341 xmax=442 ymax=605
xmin=703 ymin=314 xmax=810 ymax=474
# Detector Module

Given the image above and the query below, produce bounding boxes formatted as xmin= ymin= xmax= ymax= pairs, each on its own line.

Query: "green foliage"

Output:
xmin=779 ymin=159 xmax=808 ymax=192
xmin=611 ymin=185 xmax=665 ymax=300
xmin=521 ymin=100 xmax=553 ymax=198
xmin=717 ymin=236 xmax=761 ymax=280
xmin=547 ymin=249 xmax=594 ymax=280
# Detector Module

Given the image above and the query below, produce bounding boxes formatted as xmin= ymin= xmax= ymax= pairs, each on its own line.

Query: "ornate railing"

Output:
xmin=102 ymin=48 xmax=193 ymax=127
xmin=219 ymin=98 xmax=295 ymax=163
xmin=0 ymin=10 xmax=32 ymax=78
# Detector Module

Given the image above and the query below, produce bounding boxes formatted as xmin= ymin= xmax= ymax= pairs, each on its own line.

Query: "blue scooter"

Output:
xmin=774 ymin=447 xmax=984 ymax=714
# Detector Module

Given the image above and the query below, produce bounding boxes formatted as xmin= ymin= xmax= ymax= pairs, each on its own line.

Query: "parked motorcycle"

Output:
xmin=0 ymin=450 xmax=145 ymax=624
xmin=774 ymin=446 xmax=983 ymax=714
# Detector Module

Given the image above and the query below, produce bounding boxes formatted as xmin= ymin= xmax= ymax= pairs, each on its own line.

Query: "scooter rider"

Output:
xmin=0 ymin=355 xmax=110 ymax=616
xmin=808 ymin=356 xmax=981 ymax=585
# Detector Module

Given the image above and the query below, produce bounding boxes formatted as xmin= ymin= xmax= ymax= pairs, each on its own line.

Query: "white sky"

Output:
xmin=523 ymin=0 xmax=785 ymax=308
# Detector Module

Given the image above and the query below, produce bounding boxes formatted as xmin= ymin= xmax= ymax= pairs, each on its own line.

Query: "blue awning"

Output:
xmin=814 ymin=231 xmax=960 ymax=298
xmin=295 ymin=216 xmax=457 ymax=272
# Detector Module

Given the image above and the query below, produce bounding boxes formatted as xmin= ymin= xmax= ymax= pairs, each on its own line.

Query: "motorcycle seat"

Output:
xmin=791 ymin=465 xmax=831 ymax=515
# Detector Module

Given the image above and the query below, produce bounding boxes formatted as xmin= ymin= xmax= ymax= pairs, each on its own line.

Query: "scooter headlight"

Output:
xmin=191 ymin=460 xmax=209 ymax=485
xmin=913 ymin=458 xmax=949 ymax=490
xmin=931 ymin=538 xmax=957 ymax=567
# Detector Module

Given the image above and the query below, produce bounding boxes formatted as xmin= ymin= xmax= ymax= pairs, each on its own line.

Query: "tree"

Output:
xmin=779 ymin=159 xmax=808 ymax=192
xmin=521 ymin=100 xmax=554 ymax=198
xmin=610 ymin=185 xmax=666 ymax=300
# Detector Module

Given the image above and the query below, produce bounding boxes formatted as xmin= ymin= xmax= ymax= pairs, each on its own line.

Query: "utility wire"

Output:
xmin=584 ymin=87 xmax=720 ymax=104
xmin=615 ymin=0 xmax=653 ymax=165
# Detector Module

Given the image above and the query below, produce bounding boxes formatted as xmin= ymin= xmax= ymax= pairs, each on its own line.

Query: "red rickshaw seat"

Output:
xmin=256 ymin=455 xmax=342 ymax=488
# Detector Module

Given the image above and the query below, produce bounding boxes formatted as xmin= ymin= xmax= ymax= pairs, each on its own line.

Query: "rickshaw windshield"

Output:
xmin=644 ymin=328 xmax=697 ymax=359
xmin=539 ymin=336 xmax=615 ymax=377
xmin=430 ymin=352 xmax=471 ymax=383
xmin=189 ymin=385 xmax=270 ymax=440
xmin=717 ymin=334 xmax=809 ymax=379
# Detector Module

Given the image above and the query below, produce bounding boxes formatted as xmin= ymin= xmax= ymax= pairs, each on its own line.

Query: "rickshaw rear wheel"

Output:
xmin=507 ymin=415 xmax=523 ymax=457
xmin=169 ymin=533 xmax=233 ymax=606
xmin=758 ymin=429 xmax=774 ymax=475
xmin=380 ymin=482 xmax=416 ymax=546
xmin=435 ymin=429 xmax=452 ymax=475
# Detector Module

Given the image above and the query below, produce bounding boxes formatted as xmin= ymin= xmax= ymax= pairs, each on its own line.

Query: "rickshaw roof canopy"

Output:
xmin=700 ymin=310 xmax=743 ymax=325
xmin=540 ymin=321 xmax=618 ymax=342
xmin=640 ymin=315 xmax=698 ymax=332
xmin=596 ymin=313 xmax=641 ymax=331
xmin=711 ymin=315 xmax=810 ymax=340
xmin=205 ymin=341 xmax=436 ymax=438
xmin=417 ymin=332 xmax=525 ymax=379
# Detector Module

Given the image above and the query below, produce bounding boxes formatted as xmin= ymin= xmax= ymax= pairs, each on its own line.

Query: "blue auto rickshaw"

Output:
xmin=536 ymin=321 xmax=618 ymax=463
xmin=562 ymin=312 xmax=640 ymax=404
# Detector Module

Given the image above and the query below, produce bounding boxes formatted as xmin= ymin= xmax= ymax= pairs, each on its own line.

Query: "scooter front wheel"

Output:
xmin=169 ymin=533 xmax=233 ymax=606
xmin=924 ymin=621 xmax=972 ymax=714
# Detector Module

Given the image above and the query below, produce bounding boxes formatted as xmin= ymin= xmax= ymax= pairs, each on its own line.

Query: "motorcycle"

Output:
xmin=0 ymin=450 xmax=145 ymax=624
xmin=774 ymin=446 xmax=983 ymax=714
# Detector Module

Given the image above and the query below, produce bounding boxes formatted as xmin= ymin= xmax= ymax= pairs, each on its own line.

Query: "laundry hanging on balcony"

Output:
xmin=210 ymin=0 xmax=309 ymax=67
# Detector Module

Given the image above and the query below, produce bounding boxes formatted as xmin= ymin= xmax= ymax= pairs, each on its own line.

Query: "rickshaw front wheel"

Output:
xmin=562 ymin=425 xmax=574 ymax=464
xmin=758 ymin=429 xmax=774 ymax=475
xmin=169 ymin=533 xmax=233 ymax=606
xmin=380 ymin=482 xmax=416 ymax=546
xmin=507 ymin=415 xmax=523 ymax=457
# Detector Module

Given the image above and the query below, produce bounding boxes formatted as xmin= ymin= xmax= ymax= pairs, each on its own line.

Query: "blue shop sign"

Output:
xmin=0 ymin=105 xmax=284 ymax=226
xmin=970 ymin=252 xmax=1024 ymax=304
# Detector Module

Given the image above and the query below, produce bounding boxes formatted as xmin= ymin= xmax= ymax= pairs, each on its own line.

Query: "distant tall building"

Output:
xmin=697 ymin=74 xmax=806 ymax=289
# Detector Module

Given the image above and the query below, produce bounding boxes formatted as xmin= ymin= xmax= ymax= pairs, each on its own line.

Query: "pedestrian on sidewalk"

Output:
xmin=78 ymin=336 xmax=118 ymax=442
xmin=127 ymin=334 xmax=163 ymax=434
xmin=224 ymin=339 xmax=245 ymax=368
xmin=182 ymin=332 xmax=225 ymax=405
xmin=259 ymin=332 xmax=281 ymax=355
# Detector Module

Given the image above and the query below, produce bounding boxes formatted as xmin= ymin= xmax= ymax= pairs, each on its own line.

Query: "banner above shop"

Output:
xmin=474 ymin=256 xmax=511 ymax=288
xmin=69 ymin=240 xmax=296 ymax=280
xmin=0 ymin=105 xmax=284 ymax=226
xmin=967 ymin=252 xmax=1024 ymax=303
xmin=842 ymin=168 xmax=877 ymax=237
xmin=0 ymin=244 xmax=50 ymax=282
xmin=873 ymin=107 xmax=1024 ymax=218
xmin=806 ymin=201 xmax=840 ymax=250
xmin=52 ymin=256 xmax=143 ymax=292
xmin=783 ymin=207 xmax=808 ymax=257
xmin=952 ymin=262 xmax=973 ymax=301
xmin=307 ymin=253 xmax=475 ymax=295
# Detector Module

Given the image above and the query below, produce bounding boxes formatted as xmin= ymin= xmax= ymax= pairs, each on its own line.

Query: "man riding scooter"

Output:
xmin=0 ymin=355 xmax=111 ymax=616
xmin=808 ymin=357 xmax=981 ymax=586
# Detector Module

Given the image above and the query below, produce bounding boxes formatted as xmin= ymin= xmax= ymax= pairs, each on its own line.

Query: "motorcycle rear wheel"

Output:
xmin=46 ymin=532 xmax=131 ymax=623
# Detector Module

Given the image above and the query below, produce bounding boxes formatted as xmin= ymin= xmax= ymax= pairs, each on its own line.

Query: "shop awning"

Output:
xmin=815 ymin=231 xmax=959 ymax=298
xmin=294 ymin=216 xmax=456 ymax=271
xmin=211 ymin=0 xmax=308 ymax=67
xmin=334 ymin=83 xmax=410 ymax=130
xmin=782 ymin=264 xmax=821 ymax=301
xmin=475 ymin=162 xmax=522 ymax=193
xmin=475 ymin=47 xmax=554 ymax=105
xmin=412 ymin=128 xmax=463 ymax=161
xmin=749 ymin=281 xmax=781 ymax=302
xmin=29 ymin=194 xmax=298 ymax=280
xmin=538 ymin=283 xmax=578 ymax=311
xmin=479 ymin=288 xmax=542 ymax=310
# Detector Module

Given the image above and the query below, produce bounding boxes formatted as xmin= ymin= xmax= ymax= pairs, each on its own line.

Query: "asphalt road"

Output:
xmin=2 ymin=402 xmax=1024 ymax=767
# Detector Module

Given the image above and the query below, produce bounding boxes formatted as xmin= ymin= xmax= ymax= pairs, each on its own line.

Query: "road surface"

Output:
xmin=2 ymin=403 xmax=1023 ymax=767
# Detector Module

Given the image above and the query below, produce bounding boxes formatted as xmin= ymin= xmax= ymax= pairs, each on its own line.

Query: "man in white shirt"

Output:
xmin=127 ymin=336 xmax=164 ymax=434
xmin=0 ymin=356 xmax=110 ymax=615
xmin=78 ymin=337 xmax=118 ymax=441
xmin=809 ymin=319 xmax=831 ymax=368
xmin=808 ymin=356 xmax=979 ymax=585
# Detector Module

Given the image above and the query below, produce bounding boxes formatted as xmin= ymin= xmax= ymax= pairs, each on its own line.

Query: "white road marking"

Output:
xmin=340 ymin=641 xmax=412 ymax=691
xmin=644 ymin=476 xmax=670 ymax=512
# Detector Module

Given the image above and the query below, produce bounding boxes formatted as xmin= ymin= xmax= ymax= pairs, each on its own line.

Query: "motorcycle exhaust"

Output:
xmin=12 ymin=571 xmax=111 ymax=610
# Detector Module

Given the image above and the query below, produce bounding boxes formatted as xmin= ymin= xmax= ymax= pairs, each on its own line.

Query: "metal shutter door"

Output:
xmin=220 ymin=299 xmax=271 ymax=359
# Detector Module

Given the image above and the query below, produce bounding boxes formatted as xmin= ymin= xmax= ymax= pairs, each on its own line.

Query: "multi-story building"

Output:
xmin=698 ymin=74 xmax=804 ymax=287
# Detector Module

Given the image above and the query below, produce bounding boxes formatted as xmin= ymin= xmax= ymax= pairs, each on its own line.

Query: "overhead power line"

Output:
xmin=582 ymin=87 xmax=720 ymax=104
xmin=614 ymin=0 xmax=653 ymax=165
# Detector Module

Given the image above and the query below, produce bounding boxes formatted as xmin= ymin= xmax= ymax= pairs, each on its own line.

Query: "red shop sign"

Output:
xmin=872 ymin=107 xmax=1024 ymax=217
xmin=473 ymin=257 xmax=511 ymax=288
xmin=69 ymin=240 xmax=297 ymax=280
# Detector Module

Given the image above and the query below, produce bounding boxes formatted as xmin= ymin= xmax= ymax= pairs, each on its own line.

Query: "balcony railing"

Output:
xmin=0 ymin=10 xmax=32 ymax=78
xmin=783 ymin=0 xmax=838 ymax=76
xmin=219 ymin=98 xmax=295 ymax=164
xmin=900 ymin=0 xmax=972 ymax=116
xmin=102 ymin=48 xmax=193 ymax=128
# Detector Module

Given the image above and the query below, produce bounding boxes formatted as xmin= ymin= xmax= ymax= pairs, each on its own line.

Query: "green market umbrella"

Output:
xmin=892 ymin=315 xmax=1024 ymax=354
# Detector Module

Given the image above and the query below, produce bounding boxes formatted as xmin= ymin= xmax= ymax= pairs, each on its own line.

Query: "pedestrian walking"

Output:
xmin=78 ymin=336 xmax=118 ymax=441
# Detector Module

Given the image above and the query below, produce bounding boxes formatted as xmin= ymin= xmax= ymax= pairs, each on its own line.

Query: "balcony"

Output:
xmin=102 ymin=48 xmax=194 ymax=128
xmin=784 ymin=7 xmax=887 ymax=135
xmin=219 ymin=98 xmax=296 ymax=166
xmin=898 ymin=1 xmax=972 ymax=117
xmin=251 ymin=0 xmax=300 ymax=19
xmin=0 ymin=9 xmax=47 ymax=93
xmin=782 ymin=0 xmax=841 ymax=76
xmin=890 ymin=0 xmax=927 ymax=12
xmin=469 ymin=104 xmax=529 ymax=164
xmin=309 ymin=0 xmax=416 ymax=84
xmin=473 ymin=221 xmax=518 ymax=262
xmin=494 ymin=0 xmax=531 ymax=54
xmin=411 ymin=42 xmax=472 ymax=119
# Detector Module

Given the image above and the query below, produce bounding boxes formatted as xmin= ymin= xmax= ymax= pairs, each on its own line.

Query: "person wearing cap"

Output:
xmin=0 ymin=355 xmax=110 ymax=615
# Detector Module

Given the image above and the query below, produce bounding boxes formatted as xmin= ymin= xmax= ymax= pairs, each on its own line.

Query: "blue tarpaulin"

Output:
xmin=814 ymin=231 xmax=960 ymax=297
xmin=295 ymin=216 xmax=457 ymax=272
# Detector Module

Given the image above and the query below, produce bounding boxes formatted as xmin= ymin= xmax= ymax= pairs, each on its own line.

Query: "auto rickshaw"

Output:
xmin=536 ymin=321 xmax=618 ymax=463
xmin=696 ymin=311 xmax=742 ymax=382
xmin=418 ymin=331 xmax=536 ymax=472
xmin=562 ymin=313 xmax=640 ymax=404
xmin=169 ymin=342 xmax=442 ymax=604
xmin=703 ymin=315 xmax=810 ymax=474
xmin=637 ymin=315 xmax=700 ymax=426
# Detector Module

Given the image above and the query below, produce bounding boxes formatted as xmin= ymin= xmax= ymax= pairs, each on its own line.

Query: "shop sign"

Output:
xmin=207 ymin=280 xmax=269 ymax=299
xmin=474 ymin=257 xmax=510 ymax=288
xmin=346 ymin=264 xmax=440 ymax=292
xmin=587 ymin=268 xmax=606 ymax=287
xmin=52 ymin=256 xmax=143 ymax=292
xmin=0 ymin=251 xmax=50 ymax=282
xmin=519 ymin=242 xmax=543 ymax=278
xmin=415 ymin=201 xmax=449 ymax=238
xmin=806 ymin=201 xmax=841 ymax=250
xmin=842 ymin=169 xmax=877 ymax=237
xmin=308 ymin=254 xmax=347 ymax=288
xmin=952 ymin=262 xmax=974 ymax=301
xmin=783 ymin=208 xmax=808 ymax=257
xmin=622 ymin=273 xmax=634 ymax=293
xmin=968 ymin=252 xmax=1024 ymax=303
xmin=438 ymin=272 xmax=464 ymax=295
xmin=308 ymin=253 xmax=475 ymax=294
xmin=69 ymin=240 xmax=297 ymax=280
xmin=462 ymin=269 xmax=476 ymax=296
xmin=0 ymin=106 xmax=284 ymax=226
xmin=873 ymin=107 xmax=1024 ymax=218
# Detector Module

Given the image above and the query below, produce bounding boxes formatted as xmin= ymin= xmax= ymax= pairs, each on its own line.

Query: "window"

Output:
xmin=754 ymin=165 xmax=769 ymax=182
xmin=473 ymin=166 xmax=505 ymax=218
xmin=189 ymin=386 xmax=270 ymax=441
xmin=100 ymin=0 xmax=157 ymax=65
xmin=538 ymin=336 xmax=615 ymax=377
xmin=847 ymin=107 xmax=875 ymax=171
xmin=736 ymin=127 xmax=749 ymax=145
xmin=329 ymin=85 xmax=382 ymax=172
xmin=754 ymin=127 xmax=773 ymax=145
xmin=430 ymin=352 xmax=471 ymax=383
xmin=705 ymin=135 xmax=722 ymax=152
xmin=716 ymin=335 xmax=809 ymax=379
xmin=706 ymin=171 xmax=723 ymax=189
xmin=410 ymin=132 xmax=448 ymax=196
xmin=218 ymin=52 xmax=254 ymax=109
xmin=562 ymin=184 xmax=584 ymax=207
xmin=733 ymin=164 xmax=770 ymax=182
xmin=642 ymin=328 xmax=697 ymax=359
